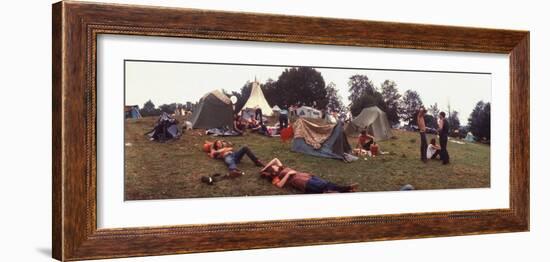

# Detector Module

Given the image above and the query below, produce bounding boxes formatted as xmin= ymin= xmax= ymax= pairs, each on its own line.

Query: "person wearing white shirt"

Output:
xmin=427 ymin=138 xmax=441 ymax=160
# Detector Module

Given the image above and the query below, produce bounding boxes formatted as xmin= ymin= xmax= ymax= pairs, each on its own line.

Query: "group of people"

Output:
xmin=417 ymin=107 xmax=450 ymax=165
xmin=233 ymin=108 xmax=271 ymax=136
xmin=207 ymin=140 xmax=358 ymax=194
xmin=233 ymin=107 xmax=291 ymax=137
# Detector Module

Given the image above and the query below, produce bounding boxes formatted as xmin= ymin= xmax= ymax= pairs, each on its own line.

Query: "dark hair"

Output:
xmin=439 ymin=111 xmax=446 ymax=118
xmin=261 ymin=165 xmax=279 ymax=179
xmin=212 ymin=140 xmax=224 ymax=150
xmin=430 ymin=138 xmax=436 ymax=145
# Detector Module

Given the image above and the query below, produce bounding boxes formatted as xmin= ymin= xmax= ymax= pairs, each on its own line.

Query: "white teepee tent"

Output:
xmin=242 ymin=79 xmax=273 ymax=116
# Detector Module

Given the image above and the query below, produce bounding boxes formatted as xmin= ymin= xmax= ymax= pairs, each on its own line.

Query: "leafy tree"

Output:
xmin=428 ymin=103 xmax=440 ymax=118
xmin=140 ymin=100 xmax=161 ymax=117
xmin=325 ymin=82 xmax=344 ymax=112
xmin=425 ymin=114 xmax=437 ymax=129
xmin=349 ymin=92 xmax=386 ymax=117
xmin=159 ymin=103 xmax=178 ymax=114
xmin=380 ymin=80 xmax=401 ymax=125
xmin=399 ymin=90 xmax=423 ymax=125
xmin=270 ymin=67 xmax=327 ymax=108
xmin=348 ymin=75 xmax=376 ymax=105
xmin=468 ymin=101 xmax=491 ymax=140
xmin=449 ymin=110 xmax=461 ymax=132
xmin=261 ymin=78 xmax=279 ymax=107
xmin=347 ymin=74 xmax=386 ymax=117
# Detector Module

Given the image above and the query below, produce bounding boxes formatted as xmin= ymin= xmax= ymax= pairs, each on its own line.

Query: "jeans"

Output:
xmin=439 ymin=135 xmax=450 ymax=164
xmin=223 ymin=146 xmax=259 ymax=171
xmin=305 ymin=176 xmax=352 ymax=193
xmin=420 ymin=132 xmax=428 ymax=160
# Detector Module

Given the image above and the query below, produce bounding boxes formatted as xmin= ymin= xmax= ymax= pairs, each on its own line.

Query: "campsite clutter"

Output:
xmin=145 ymin=112 xmax=181 ymax=142
xmin=130 ymin=84 xmax=399 ymax=193
xmin=125 ymin=76 xmax=488 ymax=198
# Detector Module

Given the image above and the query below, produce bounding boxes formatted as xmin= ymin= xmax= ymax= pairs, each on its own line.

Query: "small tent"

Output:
xmin=190 ymin=90 xmax=234 ymax=129
xmin=125 ymin=105 xmax=142 ymax=119
xmin=464 ymin=132 xmax=476 ymax=142
xmin=296 ymin=106 xmax=322 ymax=119
xmin=345 ymin=106 xmax=393 ymax=141
xmin=241 ymin=80 xmax=273 ymax=116
xmin=146 ymin=113 xmax=181 ymax=142
xmin=291 ymin=118 xmax=351 ymax=160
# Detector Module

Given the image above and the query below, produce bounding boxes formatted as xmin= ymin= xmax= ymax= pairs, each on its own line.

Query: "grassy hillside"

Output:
xmin=124 ymin=116 xmax=490 ymax=200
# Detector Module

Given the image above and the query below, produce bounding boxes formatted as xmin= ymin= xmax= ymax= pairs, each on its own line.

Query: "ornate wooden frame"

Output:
xmin=52 ymin=1 xmax=529 ymax=261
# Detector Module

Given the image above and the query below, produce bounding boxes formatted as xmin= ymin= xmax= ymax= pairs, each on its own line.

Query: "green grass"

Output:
xmin=124 ymin=116 xmax=490 ymax=200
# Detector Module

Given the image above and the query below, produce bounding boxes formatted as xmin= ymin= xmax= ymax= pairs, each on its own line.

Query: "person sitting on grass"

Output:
xmin=260 ymin=158 xmax=358 ymax=194
xmin=209 ymin=140 xmax=264 ymax=177
xmin=427 ymin=138 xmax=441 ymax=160
xmin=357 ymin=130 xmax=375 ymax=151
xmin=233 ymin=114 xmax=245 ymax=135
xmin=248 ymin=119 xmax=270 ymax=136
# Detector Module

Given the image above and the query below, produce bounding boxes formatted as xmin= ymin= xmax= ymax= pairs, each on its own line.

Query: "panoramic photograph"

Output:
xmin=123 ymin=60 xmax=491 ymax=200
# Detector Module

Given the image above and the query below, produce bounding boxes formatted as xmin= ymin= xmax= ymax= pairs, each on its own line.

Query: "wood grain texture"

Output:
xmin=52 ymin=1 xmax=530 ymax=261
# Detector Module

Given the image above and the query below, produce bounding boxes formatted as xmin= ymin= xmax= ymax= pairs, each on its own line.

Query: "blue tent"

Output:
xmin=125 ymin=105 xmax=142 ymax=119
xmin=291 ymin=119 xmax=351 ymax=160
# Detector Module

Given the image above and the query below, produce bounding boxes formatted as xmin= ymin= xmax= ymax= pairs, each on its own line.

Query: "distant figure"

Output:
xmin=427 ymin=138 xmax=441 ymax=160
xmin=254 ymin=108 xmax=263 ymax=125
xmin=279 ymin=104 xmax=289 ymax=130
xmin=417 ymin=107 xmax=428 ymax=163
xmin=260 ymin=158 xmax=358 ymax=194
xmin=438 ymin=112 xmax=450 ymax=165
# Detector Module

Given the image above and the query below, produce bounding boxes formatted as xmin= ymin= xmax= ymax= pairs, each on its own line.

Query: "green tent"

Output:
xmin=190 ymin=90 xmax=233 ymax=129
xmin=345 ymin=106 xmax=393 ymax=141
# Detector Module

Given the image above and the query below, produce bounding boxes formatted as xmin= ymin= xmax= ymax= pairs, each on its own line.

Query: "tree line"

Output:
xmin=137 ymin=66 xmax=490 ymax=140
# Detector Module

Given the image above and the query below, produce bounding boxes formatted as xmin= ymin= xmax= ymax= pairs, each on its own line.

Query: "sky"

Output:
xmin=125 ymin=61 xmax=491 ymax=124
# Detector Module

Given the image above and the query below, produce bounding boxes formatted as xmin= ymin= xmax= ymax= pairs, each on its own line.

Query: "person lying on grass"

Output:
xmin=260 ymin=158 xmax=358 ymax=194
xmin=209 ymin=140 xmax=264 ymax=177
xmin=357 ymin=130 xmax=375 ymax=151
xmin=427 ymin=138 xmax=441 ymax=160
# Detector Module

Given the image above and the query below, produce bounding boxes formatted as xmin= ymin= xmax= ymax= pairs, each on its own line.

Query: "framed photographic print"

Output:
xmin=52 ymin=1 xmax=529 ymax=261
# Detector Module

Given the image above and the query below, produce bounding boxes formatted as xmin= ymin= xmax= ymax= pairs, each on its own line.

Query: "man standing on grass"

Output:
xmin=417 ymin=107 xmax=428 ymax=163
xmin=438 ymin=111 xmax=450 ymax=165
